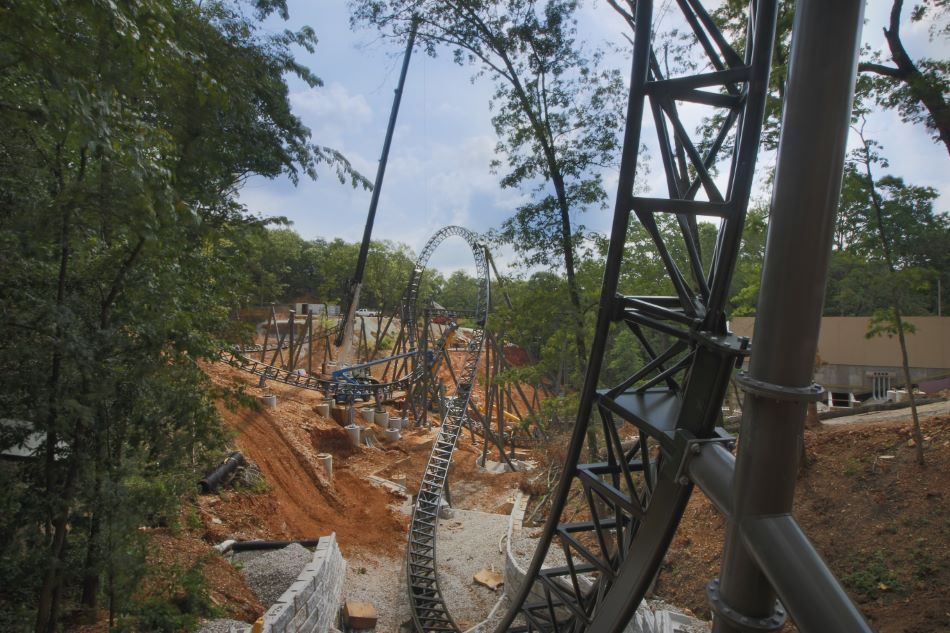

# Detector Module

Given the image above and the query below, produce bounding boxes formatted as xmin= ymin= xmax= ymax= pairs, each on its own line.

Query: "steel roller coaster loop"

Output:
xmin=494 ymin=1 xmax=871 ymax=632
xmin=405 ymin=226 xmax=491 ymax=633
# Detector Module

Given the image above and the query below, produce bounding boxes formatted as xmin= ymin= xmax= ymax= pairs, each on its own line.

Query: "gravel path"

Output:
xmin=343 ymin=551 xmax=411 ymax=633
xmin=198 ymin=618 xmax=251 ymax=633
xmin=232 ymin=543 xmax=313 ymax=608
xmin=437 ymin=508 xmax=509 ymax=631
xmin=823 ymin=399 xmax=949 ymax=425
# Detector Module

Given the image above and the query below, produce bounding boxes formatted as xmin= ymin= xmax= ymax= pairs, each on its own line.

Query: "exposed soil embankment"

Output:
xmin=657 ymin=412 xmax=950 ymax=633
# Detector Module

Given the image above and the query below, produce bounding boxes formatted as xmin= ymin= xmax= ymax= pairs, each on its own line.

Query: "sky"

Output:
xmin=237 ymin=1 xmax=950 ymax=276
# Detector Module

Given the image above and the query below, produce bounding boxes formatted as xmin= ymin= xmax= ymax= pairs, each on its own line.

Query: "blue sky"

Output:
xmin=238 ymin=1 xmax=949 ymax=276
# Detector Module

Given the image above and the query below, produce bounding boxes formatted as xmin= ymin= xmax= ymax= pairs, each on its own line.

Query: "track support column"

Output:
xmin=712 ymin=1 xmax=867 ymax=632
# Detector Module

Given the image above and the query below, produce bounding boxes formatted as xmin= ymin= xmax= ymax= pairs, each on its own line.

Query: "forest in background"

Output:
xmin=0 ymin=0 xmax=947 ymax=631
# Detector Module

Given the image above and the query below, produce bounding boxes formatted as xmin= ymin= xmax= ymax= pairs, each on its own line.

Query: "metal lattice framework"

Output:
xmin=220 ymin=227 xmax=488 ymax=403
xmin=496 ymin=1 xmax=779 ymax=630
xmin=405 ymin=226 xmax=490 ymax=633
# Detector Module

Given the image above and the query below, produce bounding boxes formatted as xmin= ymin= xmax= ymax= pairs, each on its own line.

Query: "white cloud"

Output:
xmin=292 ymin=82 xmax=372 ymax=124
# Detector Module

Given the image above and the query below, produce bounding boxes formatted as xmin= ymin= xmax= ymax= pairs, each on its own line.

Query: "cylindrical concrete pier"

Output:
xmin=345 ymin=424 xmax=362 ymax=446
xmin=317 ymin=452 xmax=333 ymax=479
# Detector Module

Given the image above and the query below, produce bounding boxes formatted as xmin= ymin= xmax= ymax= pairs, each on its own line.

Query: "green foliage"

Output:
xmin=830 ymin=131 xmax=949 ymax=319
xmin=710 ymin=0 xmax=950 ymax=157
xmin=0 ymin=0 xmax=363 ymax=628
xmin=118 ymin=562 xmax=218 ymax=633
xmin=843 ymin=550 xmax=903 ymax=599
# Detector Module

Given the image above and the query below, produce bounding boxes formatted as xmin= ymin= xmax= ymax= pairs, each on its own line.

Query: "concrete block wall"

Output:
xmin=257 ymin=533 xmax=346 ymax=633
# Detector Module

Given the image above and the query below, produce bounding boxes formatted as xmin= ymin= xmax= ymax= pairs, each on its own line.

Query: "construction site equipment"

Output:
xmin=336 ymin=19 xmax=419 ymax=354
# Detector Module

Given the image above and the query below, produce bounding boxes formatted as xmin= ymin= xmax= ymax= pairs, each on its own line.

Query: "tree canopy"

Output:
xmin=350 ymin=0 xmax=627 ymax=372
xmin=0 ymin=1 xmax=364 ymax=629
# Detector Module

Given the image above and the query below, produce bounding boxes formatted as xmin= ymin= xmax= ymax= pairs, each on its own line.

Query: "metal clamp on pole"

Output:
xmin=734 ymin=371 xmax=825 ymax=403
xmin=672 ymin=429 xmax=735 ymax=487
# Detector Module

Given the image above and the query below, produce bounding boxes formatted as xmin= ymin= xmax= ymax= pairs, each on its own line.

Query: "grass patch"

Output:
xmin=843 ymin=550 xmax=903 ymax=599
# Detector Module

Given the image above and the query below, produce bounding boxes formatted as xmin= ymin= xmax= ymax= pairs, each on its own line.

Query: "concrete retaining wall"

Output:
xmin=502 ymin=492 xmax=531 ymax=600
xmin=242 ymin=533 xmax=346 ymax=633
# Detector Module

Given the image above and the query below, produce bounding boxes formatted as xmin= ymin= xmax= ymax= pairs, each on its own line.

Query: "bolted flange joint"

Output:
xmin=706 ymin=578 xmax=787 ymax=632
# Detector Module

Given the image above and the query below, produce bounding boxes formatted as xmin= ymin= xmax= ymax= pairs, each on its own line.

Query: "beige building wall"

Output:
xmin=729 ymin=316 xmax=950 ymax=370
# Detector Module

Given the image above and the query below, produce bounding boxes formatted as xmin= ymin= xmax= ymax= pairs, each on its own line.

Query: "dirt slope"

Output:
xmin=656 ymin=412 xmax=950 ymax=633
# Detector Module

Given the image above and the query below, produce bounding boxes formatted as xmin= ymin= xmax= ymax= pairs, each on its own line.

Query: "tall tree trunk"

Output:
xmin=892 ymin=304 xmax=926 ymax=465
xmin=860 ymin=131 xmax=926 ymax=465
xmin=35 ymin=452 xmax=80 ymax=633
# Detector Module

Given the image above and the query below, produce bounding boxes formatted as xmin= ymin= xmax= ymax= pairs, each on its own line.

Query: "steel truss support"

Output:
xmin=497 ymin=0 xmax=779 ymax=630
xmin=496 ymin=1 xmax=872 ymax=632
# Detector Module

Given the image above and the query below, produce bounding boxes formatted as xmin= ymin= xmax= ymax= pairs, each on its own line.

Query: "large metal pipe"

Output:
xmin=713 ymin=1 xmax=868 ymax=632
xmin=199 ymin=451 xmax=246 ymax=494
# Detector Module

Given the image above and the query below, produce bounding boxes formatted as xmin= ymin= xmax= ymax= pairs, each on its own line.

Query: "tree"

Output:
xmin=351 ymin=0 xmax=626 ymax=373
xmin=843 ymin=125 xmax=950 ymax=465
xmin=439 ymin=269 xmax=482 ymax=310
xmin=858 ymin=0 xmax=950 ymax=156
xmin=0 ymin=1 xmax=364 ymax=629
xmin=708 ymin=0 xmax=950 ymax=157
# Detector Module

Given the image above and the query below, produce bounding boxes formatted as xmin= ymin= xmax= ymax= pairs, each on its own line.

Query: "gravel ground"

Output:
xmin=198 ymin=618 xmax=250 ymax=633
xmin=511 ymin=529 xmax=569 ymax=572
xmin=437 ymin=508 xmax=509 ymax=631
xmin=823 ymin=399 xmax=949 ymax=425
xmin=340 ymin=506 xmax=509 ymax=633
xmin=343 ymin=551 xmax=412 ymax=633
xmin=232 ymin=543 xmax=313 ymax=608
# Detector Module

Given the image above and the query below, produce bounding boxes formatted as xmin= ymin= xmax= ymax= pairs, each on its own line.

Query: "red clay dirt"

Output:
xmin=202 ymin=358 xmax=526 ymax=551
xmin=203 ymin=363 xmax=408 ymax=557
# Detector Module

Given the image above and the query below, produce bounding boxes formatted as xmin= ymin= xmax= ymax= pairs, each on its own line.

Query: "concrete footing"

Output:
xmin=345 ymin=425 xmax=361 ymax=447
xmin=317 ymin=453 xmax=332 ymax=480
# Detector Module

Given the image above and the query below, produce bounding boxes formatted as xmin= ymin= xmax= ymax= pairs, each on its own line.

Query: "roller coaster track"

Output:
xmin=218 ymin=348 xmax=424 ymax=399
xmin=495 ymin=1 xmax=780 ymax=631
xmin=234 ymin=322 xmax=338 ymax=354
xmin=221 ymin=227 xmax=487 ymax=403
xmin=406 ymin=227 xmax=489 ymax=633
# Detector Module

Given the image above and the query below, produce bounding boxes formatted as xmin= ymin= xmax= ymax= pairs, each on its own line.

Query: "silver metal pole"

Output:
xmin=713 ymin=1 xmax=869 ymax=632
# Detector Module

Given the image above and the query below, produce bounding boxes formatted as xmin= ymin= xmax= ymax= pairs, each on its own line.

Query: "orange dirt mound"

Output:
xmin=221 ymin=404 xmax=407 ymax=556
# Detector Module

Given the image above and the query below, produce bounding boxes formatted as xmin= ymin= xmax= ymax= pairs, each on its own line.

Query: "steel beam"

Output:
xmin=712 ymin=1 xmax=870 ymax=632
